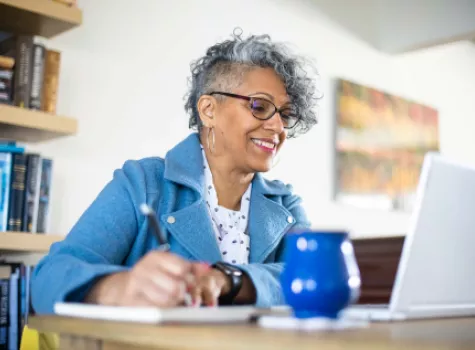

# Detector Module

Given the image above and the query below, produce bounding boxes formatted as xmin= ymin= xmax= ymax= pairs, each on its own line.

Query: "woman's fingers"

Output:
xmin=191 ymin=262 xmax=211 ymax=278
xmin=201 ymin=277 xmax=219 ymax=306
xmin=190 ymin=284 xmax=202 ymax=307
xmin=120 ymin=251 xmax=194 ymax=307
xmin=136 ymin=267 xmax=182 ymax=297
xmin=143 ymin=251 xmax=191 ymax=278
xmin=190 ymin=275 xmax=221 ymax=307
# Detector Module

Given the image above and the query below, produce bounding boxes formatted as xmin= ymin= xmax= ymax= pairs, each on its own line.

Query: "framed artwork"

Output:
xmin=335 ymin=79 xmax=439 ymax=212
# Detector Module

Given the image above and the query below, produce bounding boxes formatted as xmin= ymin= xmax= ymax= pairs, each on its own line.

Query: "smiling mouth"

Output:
xmin=251 ymin=138 xmax=277 ymax=152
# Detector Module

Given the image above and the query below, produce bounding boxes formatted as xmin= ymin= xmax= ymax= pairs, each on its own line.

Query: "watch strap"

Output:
xmin=212 ymin=262 xmax=243 ymax=305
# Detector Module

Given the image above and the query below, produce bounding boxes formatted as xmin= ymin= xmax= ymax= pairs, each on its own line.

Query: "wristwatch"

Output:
xmin=212 ymin=261 xmax=243 ymax=305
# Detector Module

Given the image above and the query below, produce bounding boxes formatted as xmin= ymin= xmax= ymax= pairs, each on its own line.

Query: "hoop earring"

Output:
xmin=207 ymin=127 xmax=216 ymax=154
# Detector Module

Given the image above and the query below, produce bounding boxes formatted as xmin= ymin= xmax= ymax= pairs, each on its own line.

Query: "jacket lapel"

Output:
xmin=160 ymin=198 xmax=222 ymax=263
xmin=161 ymin=133 xmax=221 ymax=263
xmin=248 ymin=174 xmax=294 ymax=263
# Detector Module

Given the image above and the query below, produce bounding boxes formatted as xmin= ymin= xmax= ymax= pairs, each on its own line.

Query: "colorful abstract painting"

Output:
xmin=335 ymin=79 xmax=439 ymax=211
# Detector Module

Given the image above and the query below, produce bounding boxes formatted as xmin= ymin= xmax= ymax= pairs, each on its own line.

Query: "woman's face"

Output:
xmin=204 ymin=67 xmax=290 ymax=173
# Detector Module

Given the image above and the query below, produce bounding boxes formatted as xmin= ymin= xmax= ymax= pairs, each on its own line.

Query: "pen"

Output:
xmin=140 ymin=203 xmax=194 ymax=306
xmin=140 ymin=203 xmax=170 ymax=252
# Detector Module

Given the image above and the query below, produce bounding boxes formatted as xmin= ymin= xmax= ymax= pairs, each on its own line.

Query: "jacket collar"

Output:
xmin=164 ymin=133 xmax=205 ymax=195
xmin=162 ymin=132 xmax=294 ymax=263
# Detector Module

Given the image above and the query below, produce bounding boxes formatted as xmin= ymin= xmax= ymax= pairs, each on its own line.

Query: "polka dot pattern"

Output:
xmin=201 ymin=147 xmax=251 ymax=265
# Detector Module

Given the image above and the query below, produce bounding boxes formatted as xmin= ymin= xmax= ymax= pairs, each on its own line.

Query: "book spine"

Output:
xmin=36 ymin=158 xmax=52 ymax=234
xmin=19 ymin=265 xmax=25 ymax=344
xmin=6 ymin=154 xmax=27 ymax=232
xmin=0 ymin=69 xmax=13 ymax=104
xmin=30 ymin=159 xmax=42 ymax=234
xmin=24 ymin=266 xmax=30 ymax=325
xmin=0 ymin=154 xmax=12 ymax=232
xmin=21 ymin=154 xmax=40 ymax=232
xmin=28 ymin=42 xmax=45 ymax=110
xmin=0 ymin=278 xmax=9 ymax=350
xmin=8 ymin=268 xmax=18 ymax=350
xmin=41 ymin=50 xmax=61 ymax=114
xmin=13 ymin=36 xmax=34 ymax=109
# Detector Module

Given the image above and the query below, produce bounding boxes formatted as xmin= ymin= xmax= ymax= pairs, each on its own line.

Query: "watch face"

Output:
xmin=219 ymin=263 xmax=242 ymax=276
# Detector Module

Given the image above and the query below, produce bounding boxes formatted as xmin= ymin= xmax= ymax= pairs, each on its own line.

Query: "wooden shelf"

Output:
xmin=0 ymin=0 xmax=82 ymax=38
xmin=0 ymin=231 xmax=63 ymax=253
xmin=0 ymin=104 xmax=78 ymax=142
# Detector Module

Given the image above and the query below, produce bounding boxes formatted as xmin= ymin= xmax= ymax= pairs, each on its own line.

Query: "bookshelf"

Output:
xmin=0 ymin=231 xmax=62 ymax=253
xmin=0 ymin=104 xmax=77 ymax=142
xmin=0 ymin=1 xmax=83 ymax=343
xmin=0 ymin=0 xmax=82 ymax=38
xmin=0 ymin=0 xmax=84 ymax=255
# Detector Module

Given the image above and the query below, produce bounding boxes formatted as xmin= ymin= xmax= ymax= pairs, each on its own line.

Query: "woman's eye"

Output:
xmin=251 ymin=101 xmax=267 ymax=112
xmin=281 ymin=110 xmax=294 ymax=119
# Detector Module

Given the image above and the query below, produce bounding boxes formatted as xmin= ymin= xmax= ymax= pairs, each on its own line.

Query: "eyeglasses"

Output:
xmin=209 ymin=91 xmax=300 ymax=129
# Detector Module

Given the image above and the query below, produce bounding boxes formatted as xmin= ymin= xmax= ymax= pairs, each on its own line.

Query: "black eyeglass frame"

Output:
xmin=209 ymin=91 xmax=300 ymax=129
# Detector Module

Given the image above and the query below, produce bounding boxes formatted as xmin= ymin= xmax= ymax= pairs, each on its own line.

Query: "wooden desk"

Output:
xmin=29 ymin=315 xmax=475 ymax=350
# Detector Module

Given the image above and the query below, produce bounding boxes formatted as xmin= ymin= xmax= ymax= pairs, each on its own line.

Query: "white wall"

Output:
xmin=28 ymin=0 xmax=475 ymax=239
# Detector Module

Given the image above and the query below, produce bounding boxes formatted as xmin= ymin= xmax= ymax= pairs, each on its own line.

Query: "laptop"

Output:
xmin=343 ymin=152 xmax=475 ymax=321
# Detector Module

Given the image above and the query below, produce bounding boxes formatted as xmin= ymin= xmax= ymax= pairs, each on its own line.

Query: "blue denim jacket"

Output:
xmin=31 ymin=133 xmax=311 ymax=314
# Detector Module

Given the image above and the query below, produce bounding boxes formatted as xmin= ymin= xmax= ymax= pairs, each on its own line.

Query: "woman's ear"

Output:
xmin=197 ymin=95 xmax=216 ymax=128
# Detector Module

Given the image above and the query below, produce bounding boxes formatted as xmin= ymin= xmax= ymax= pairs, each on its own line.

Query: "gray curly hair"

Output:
xmin=184 ymin=29 xmax=321 ymax=138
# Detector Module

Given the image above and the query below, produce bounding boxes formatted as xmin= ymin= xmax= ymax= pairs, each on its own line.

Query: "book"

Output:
xmin=7 ymin=265 xmax=19 ymax=350
xmin=12 ymin=36 xmax=34 ymax=109
xmin=0 ymin=154 xmax=12 ymax=232
xmin=29 ymin=40 xmax=46 ymax=110
xmin=21 ymin=154 xmax=41 ymax=233
xmin=41 ymin=50 xmax=61 ymax=114
xmin=0 ymin=35 xmax=34 ymax=108
xmin=36 ymin=158 xmax=53 ymax=233
xmin=7 ymin=154 xmax=27 ymax=232
xmin=0 ymin=266 xmax=10 ymax=349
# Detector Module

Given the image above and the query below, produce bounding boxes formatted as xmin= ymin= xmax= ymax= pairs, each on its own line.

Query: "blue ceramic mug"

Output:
xmin=280 ymin=229 xmax=361 ymax=319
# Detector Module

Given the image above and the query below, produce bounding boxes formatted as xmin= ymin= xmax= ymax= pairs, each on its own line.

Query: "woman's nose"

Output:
xmin=264 ymin=112 xmax=285 ymax=133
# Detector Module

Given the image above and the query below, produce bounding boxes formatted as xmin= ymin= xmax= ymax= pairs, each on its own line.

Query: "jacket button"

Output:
xmin=167 ymin=216 xmax=176 ymax=224
xmin=287 ymin=216 xmax=294 ymax=223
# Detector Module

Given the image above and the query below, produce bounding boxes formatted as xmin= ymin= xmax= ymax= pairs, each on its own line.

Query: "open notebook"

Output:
xmin=54 ymin=302 xmax=289 ymax=324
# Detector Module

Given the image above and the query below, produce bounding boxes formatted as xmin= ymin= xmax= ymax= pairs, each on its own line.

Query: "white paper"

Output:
xmin=54 ymin=302 xmax=258 ymax=324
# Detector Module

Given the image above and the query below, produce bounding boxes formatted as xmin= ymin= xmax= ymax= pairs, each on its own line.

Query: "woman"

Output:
xmin=31 ymin=30 xmax=320 ymax=314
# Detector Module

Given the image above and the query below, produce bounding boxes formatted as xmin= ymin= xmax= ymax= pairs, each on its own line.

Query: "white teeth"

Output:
xmin=252 ymin=139 xmax=275 ymax=149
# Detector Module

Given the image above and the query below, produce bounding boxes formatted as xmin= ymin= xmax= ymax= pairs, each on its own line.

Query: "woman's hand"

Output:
xmin=189 ymin=268 xmax=231 ymax=307
xmin=85 ymin=251 xmax=195 ymax=307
